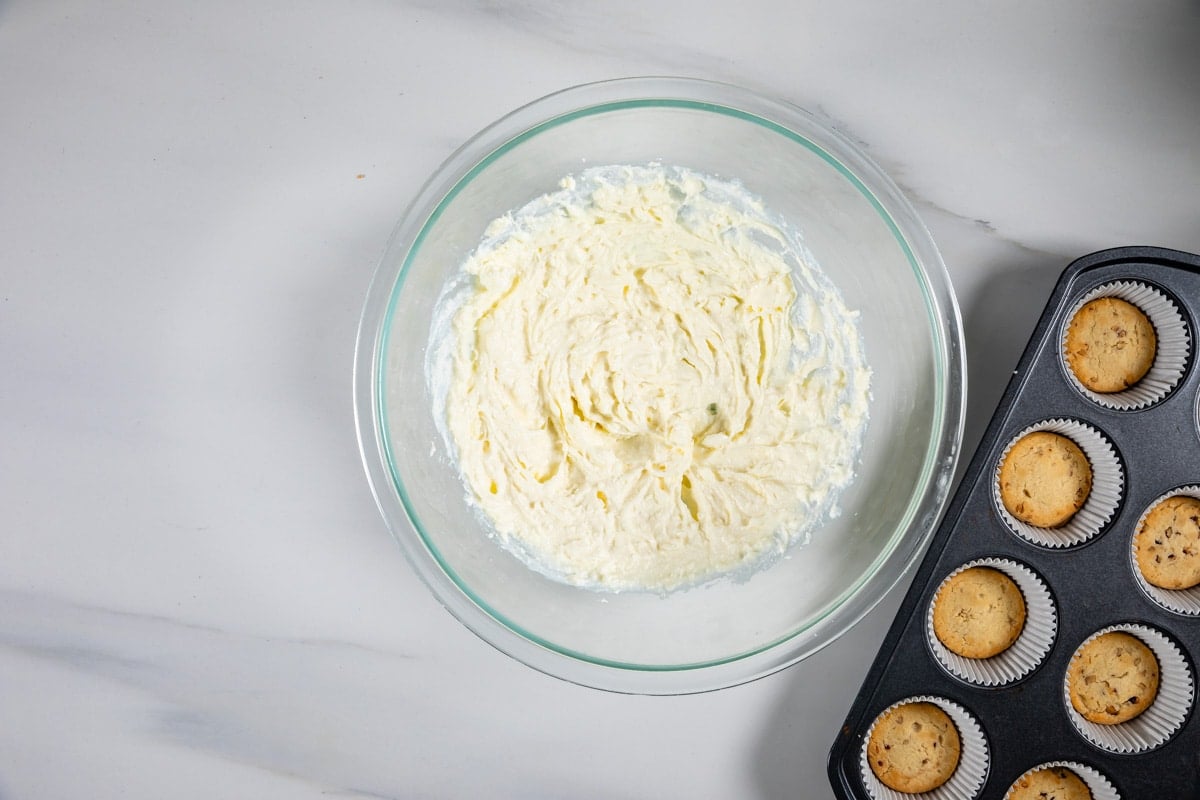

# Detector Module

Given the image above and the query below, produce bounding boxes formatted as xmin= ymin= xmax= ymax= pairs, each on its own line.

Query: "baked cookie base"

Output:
xmin=1059 ymin=281 xmax=1189 ymax=411
xmin=1062 ymin=624 xmax=1193 ymax=754
xmin=1131 ymin=486 xmax=1200 ymax=615
xmin=1003 ymin=761 xmax=1119 ymax=800
xmin=926 ymin=558 xmax=1056 ymax=687
xmin=993 ymin=419 xmax=1123 ymax=548
xmin=858 ymin=695 xmax=988 ymax=800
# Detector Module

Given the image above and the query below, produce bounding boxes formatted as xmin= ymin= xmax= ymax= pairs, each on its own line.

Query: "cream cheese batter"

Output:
xmin=435 ymin=165 xmax=870 ymax=591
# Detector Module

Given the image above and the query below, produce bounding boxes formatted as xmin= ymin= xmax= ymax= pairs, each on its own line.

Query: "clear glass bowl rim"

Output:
xmin=353 ymin=76 xmax=967 ymax=694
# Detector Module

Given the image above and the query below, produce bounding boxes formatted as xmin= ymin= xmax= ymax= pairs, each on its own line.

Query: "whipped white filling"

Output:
xmin=432 ymin=165 xmax=870 ymax=591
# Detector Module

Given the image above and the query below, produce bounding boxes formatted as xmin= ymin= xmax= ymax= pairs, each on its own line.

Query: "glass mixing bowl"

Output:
xmin=354 ymin=77 xmax=965 ymax=694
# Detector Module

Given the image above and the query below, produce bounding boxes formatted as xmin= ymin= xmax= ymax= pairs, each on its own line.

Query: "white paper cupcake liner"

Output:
xmin=1003 ymin=761 xmax=1119 ymax=800
xmin=1130 ymin=486 xmax=1200 ymax=615
xmin=993 ymin=419 xmax=1124 ymax=548
xmin=1059 ymin=281 xmax=1189 ymax=410
xmin=859 ymin=695 xmax=988 ymax=800
xmin=1063 ymin=624 xmax=1193 ymax=754
xmin=926 ymin=558 xmax=1057 ymax=687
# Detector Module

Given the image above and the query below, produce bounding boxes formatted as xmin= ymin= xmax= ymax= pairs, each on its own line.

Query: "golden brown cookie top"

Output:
xmin=1065 ymin=296 xmax=1157 ymax=393
xmin=1068 ymin=631 xmax=1159 ymax=725
xmin=932 ymin=566 xmax=1026 ymax=659
xmin=999 ymin=431 xmax=1093 ymax=528
xmin=1006 ymin=766 xmax=1092 ymax=800
xmin=1135 ymin=495 xmax=1200 ymax=590
xmin=866 ymin=701 xmax=961 ymax=794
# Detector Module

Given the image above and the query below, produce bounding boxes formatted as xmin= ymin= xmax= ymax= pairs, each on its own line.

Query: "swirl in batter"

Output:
xmin=440 ymin=165 xmax=869 ymax=590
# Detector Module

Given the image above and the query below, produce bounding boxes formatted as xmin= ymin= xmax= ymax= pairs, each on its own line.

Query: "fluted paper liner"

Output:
xmin=1063 ymin=624 xmax=1193 ymax=754
xmin=1060 ymin=280 xmax=1189 ymax=410
xmin=926 ymin=558 xmax=1056 ymax=687
xmin=1130 ymin=486 xmax=1200 ymax=615
xmin=859 ymin=695 xmax=989 ymax=800
xmin=1003 ymin=761 xmax=1120 ymax=800
xmin=993 ymin=419 xmax=1123 ymax=548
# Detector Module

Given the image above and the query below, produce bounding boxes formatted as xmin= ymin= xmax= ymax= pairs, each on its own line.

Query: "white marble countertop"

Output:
xmin=3 ymin=2 xmax=1198 ymax=797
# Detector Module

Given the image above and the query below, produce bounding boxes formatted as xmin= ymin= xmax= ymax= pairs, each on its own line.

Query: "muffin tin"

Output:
xmin=828 ymin=247 xmax=1200 ymax=799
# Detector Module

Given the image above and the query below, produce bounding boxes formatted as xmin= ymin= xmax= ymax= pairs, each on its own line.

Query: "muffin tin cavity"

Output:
xmin=926 ymin=558 xmax=1056 ymax=687
xmin=1130 ymin=486 xmax=1200 ymax=615
xmin=1003 ymin=762 xmax=1119 ymax=800
xmin=1063 ymin=624 xmax=1193 ymax=754
xmin=993 ymin=419 xmax=1123 ymax=549
xmin=1059 ymin=281 xmax=1190 ymax=411
xmin=830 ymin=249 xmax=1200 ymax=800
xmin=858 ymin=696 xmax=989 ymax=800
